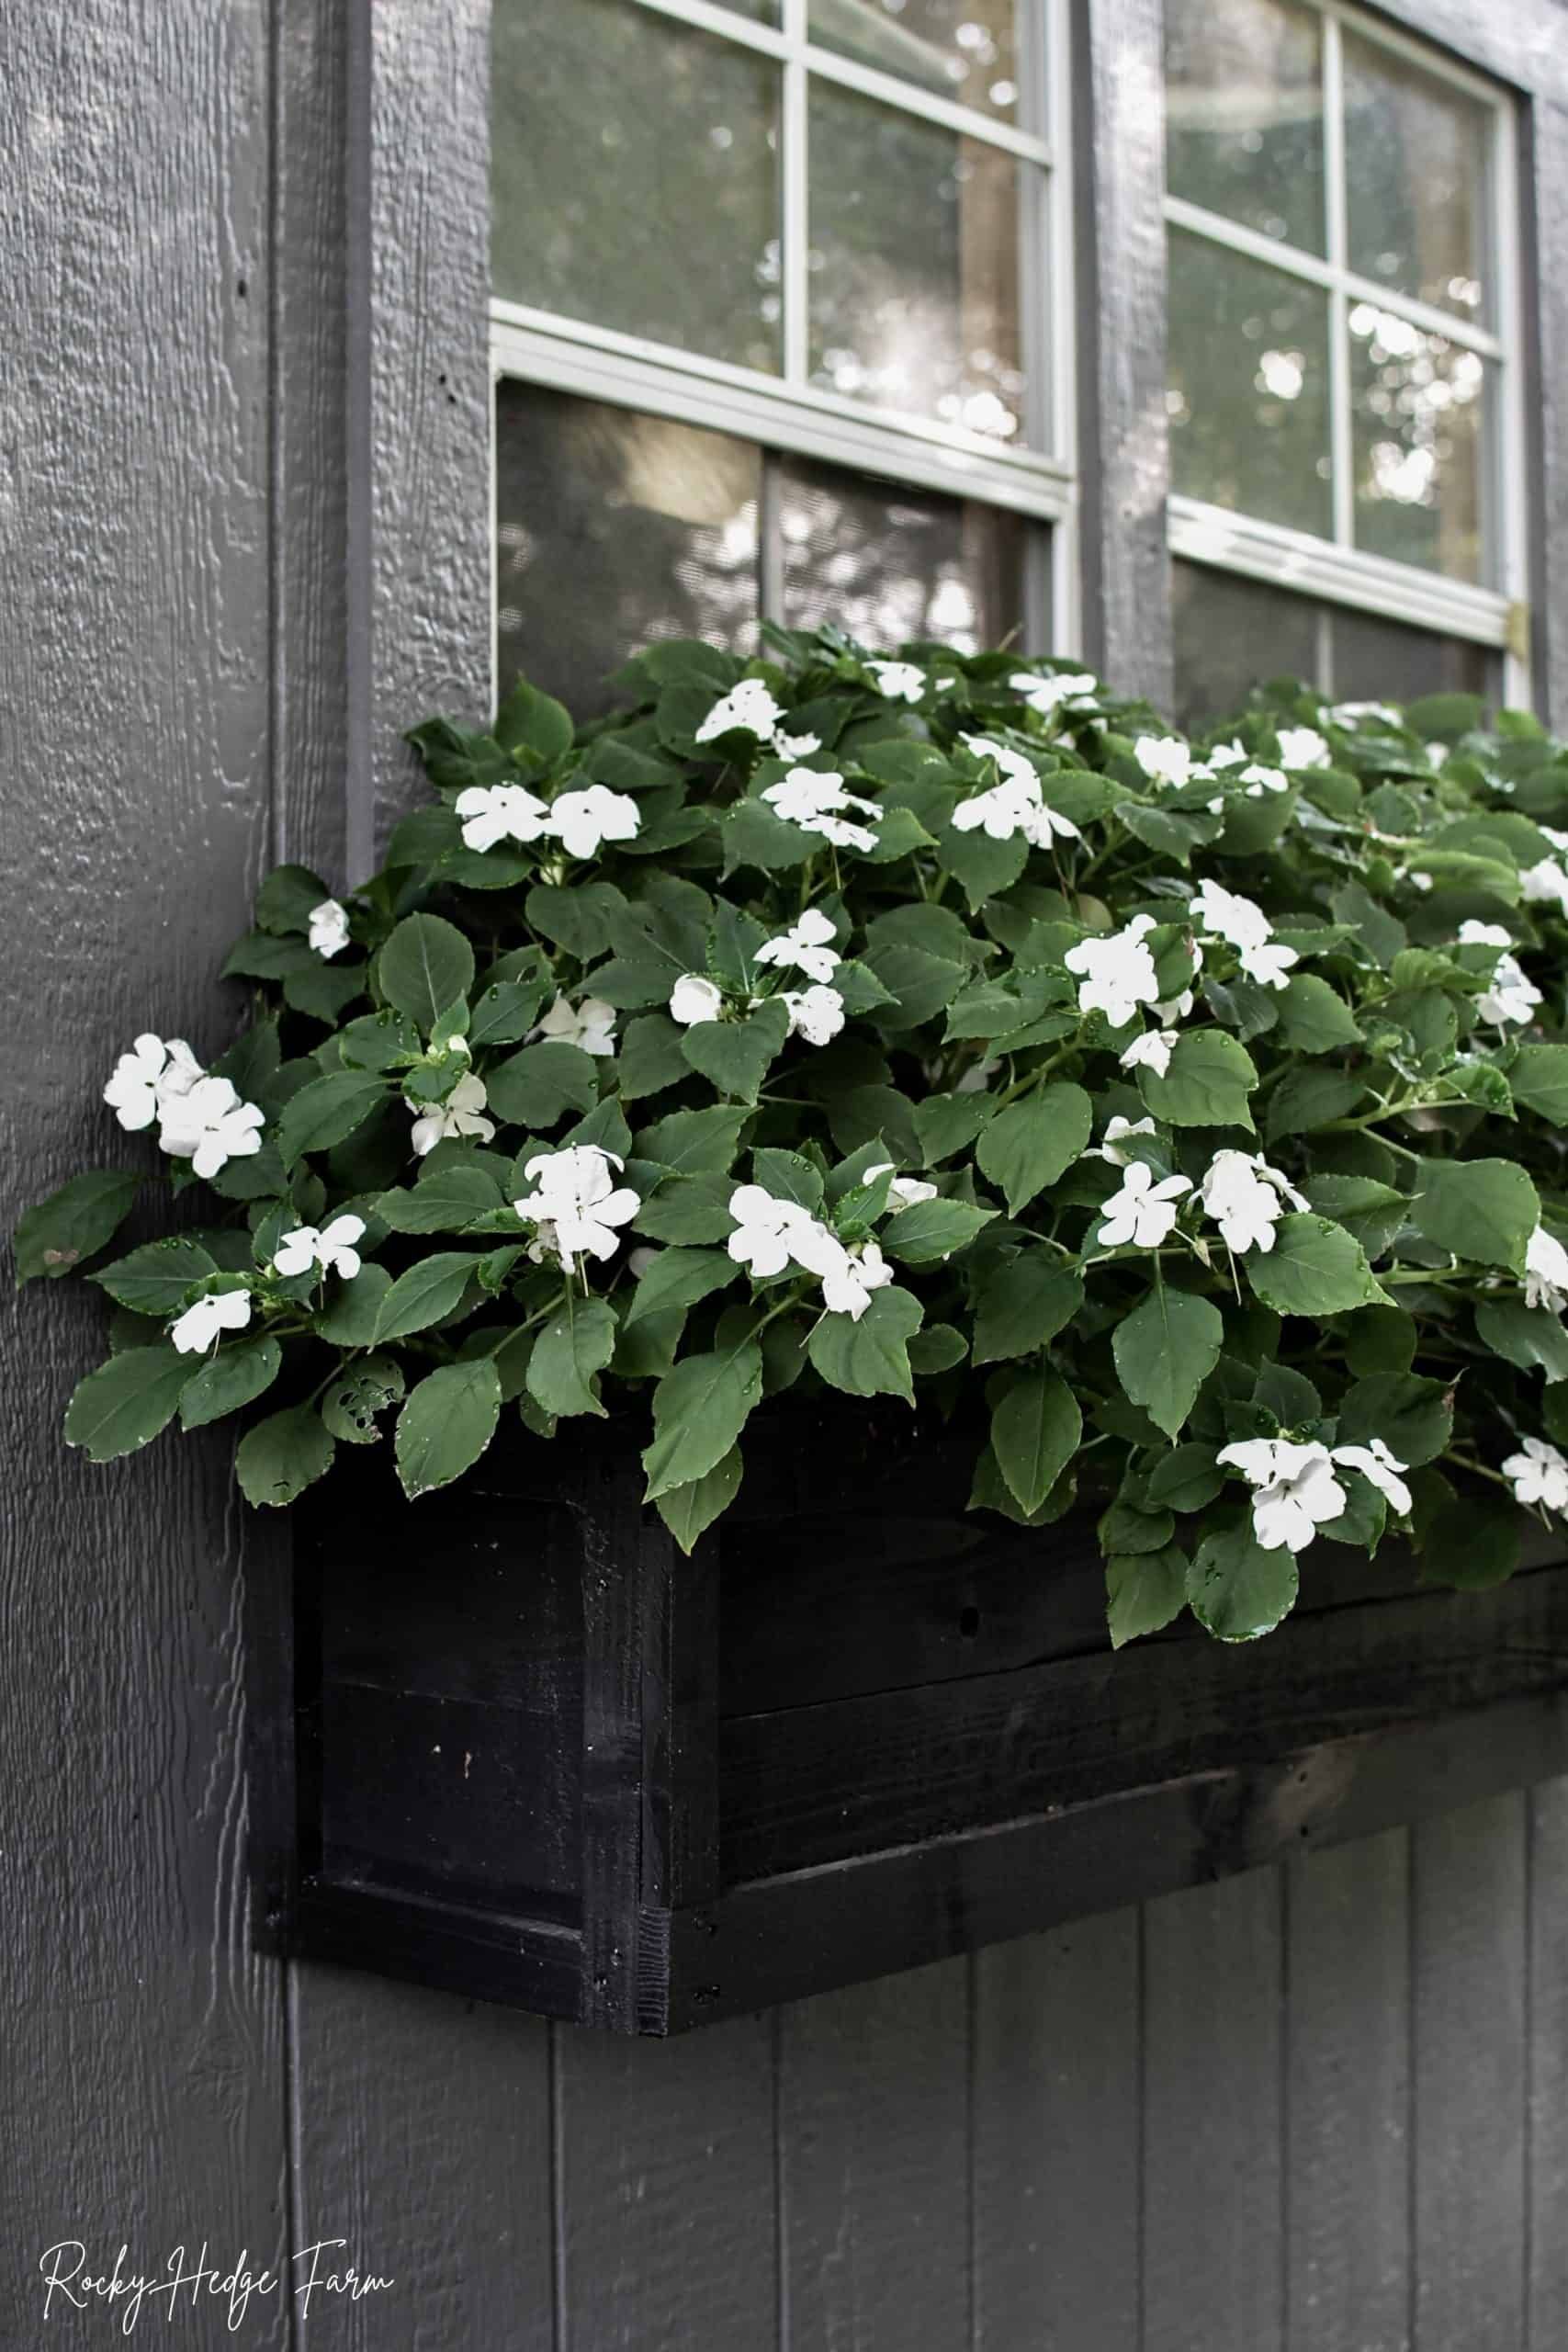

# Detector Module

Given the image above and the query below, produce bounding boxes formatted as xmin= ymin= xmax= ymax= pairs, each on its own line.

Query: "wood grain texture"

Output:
xmin=1412 ymin=1794 xmax=1529 ymax=2352
xmin=0 ymin=0 xmax=292 ymax=2335
xmin=973 ymin=1917 xmax=1140 ymax=2351
xmin=1142 ymin=1871 xmax=1285 ymax=2352
xmin=1523 ymin=102 xmax=1568 ymax=727
xmin=1528 ymin=1780 xmax=1568 ymax=2349
xmin=1285 ymin=1832 xmax=1411 ymax=2352
xmin=776 ymin=1960 xmax=970 ymax=2352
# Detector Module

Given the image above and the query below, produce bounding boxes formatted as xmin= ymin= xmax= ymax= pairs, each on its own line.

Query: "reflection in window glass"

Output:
xmin=494 ymin=384 xmax=761 ymax=718
xmin=491 ymin=0 xmax=783 ymax=373
xmin=1348 ymin=304 xmax=1486 ymax=581
xmin=808 ymin=0 xmax=1026 ymax=126
xmin=1343 ymin=29 xmax=1490 ymax=324
xmin=808 ymin=81 xmax=1031 ymax=444
xmin=1164 ymin=0 xmax=1324 ymax=253
xmin=1172 ymin=562 xmax=1320 ymax=732
xmin=1167 ymin=233 xmax=1331 ymax=537
xmin=778 ymin=458 xmax=1031 ymax=651
xmin=1331 ymin=605 xmax=1494 ymax=705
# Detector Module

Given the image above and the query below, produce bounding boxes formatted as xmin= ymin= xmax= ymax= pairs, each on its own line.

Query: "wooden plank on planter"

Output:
xmin=1143 ymin=1871 xmax=1284 ymax=2352
xmin=973 ymin=1917 xmax=1140 ymax=2351
xmin=1529 ymin=1777 xmax=1568 ymax=2349
xmin=776 ymin=1961 xmax=970 ymax=2352
xmin=1284 ymin=1830 xmax=1411 ymax=2352
xmin=1413 ymin=1793 xmax=1528 ymax=2352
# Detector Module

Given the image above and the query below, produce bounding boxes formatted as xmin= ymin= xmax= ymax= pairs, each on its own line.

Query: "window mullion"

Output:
xmin=782 ymin=0 xmax=809 ymax=387
xmin=1323 ymin=14 xmax=1353 ymax=553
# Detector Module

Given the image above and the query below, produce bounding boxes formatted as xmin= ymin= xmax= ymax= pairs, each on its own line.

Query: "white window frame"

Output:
xmin=489 ymin=0 xmax=1079 ymax=668
xmin=1164 ymin=0 xmax=1530 ymax=705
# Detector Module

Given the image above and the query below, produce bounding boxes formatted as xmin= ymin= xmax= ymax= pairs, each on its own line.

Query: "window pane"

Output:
xmin=494 ymin=384 xmax=761 ymax=718
xmin=1168 ymin=232 xmax=1331 ymax=537
xmin=1165 ymin=0 xmax=1325 ymax=254
xmin=1343 ymin=30 xmax=1491 ymax=324
xmin=491 ymin=0 xmax=782 ymax=374
xmin=777 ymin=457 xmax=1031 ymax=650
xmin=1172 ymin=562 xmax=1320 ymax=731
xmin=809 ymin=81 xmax=1032 ymax=444
xmin=1330 ymin=605 xmax=1495 ymax=705
xmin=1348 ymin=302 xmax=1487 ymax=581
xmin=808 ymin=0 xmax=1028 ymax=128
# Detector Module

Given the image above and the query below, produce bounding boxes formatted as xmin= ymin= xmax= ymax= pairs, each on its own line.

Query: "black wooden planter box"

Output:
xmin=269 ymin=1409 xmax=1568 ymax=2033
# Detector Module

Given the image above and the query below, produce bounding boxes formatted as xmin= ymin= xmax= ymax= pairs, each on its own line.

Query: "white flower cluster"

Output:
xmin=536 ymin=993 xmax=617 ymax=1057
xmin=104 ymin=1034 xmax=265 ymax=1182
xmin=1218 ymin=1435 xmax=1412 ymax=1553
xmin=1009 ymin=669 xmax=1098 ymax=719
xmin=863 ymin=660 xmax=927 ymax=705
xmin=1092 ymin=1145 xmax=1305 ymax=1257
xmin=1190 ymin=878 xmax=1297 ymax=990
xmin=454 ymin=781 xmax=640 ymax=861
xmin=1064 ymin=914 xmax=1160 ymax=1029
xmin=1525 ymin=1224 xmax=1568 ymax=1315
xmin=273 ymin=1214 xmax=367 ymax=1282
xmin=171 ymin=1288 xmax=253 ymax=1356
xmin=512 ymin=1145 xmax=638 ymax=1274
xmin=694 ymin=679 xmax=820 ymax=760
xmin=1275 ymin=726 xmax=1330 ymax=770
xmin=308 ymin=899 xmax=351 ymax=959
xmin=668 ymin=908 xmax=848 ymax=1048
xmin=410 ymin=1071 xmax=495 ymax=1158
xmin=1503 ymin=1436 xmax=1568 ymax=1515
xmin=954 ymin=736 xmax=1081 ymax=851
xmin=1519 ymin=827 xmax=1568 ymax=917
xmin=727 ymin=1164 xmax=935 ymax=1323
xmin=1459 ymin=921 xmax=1540 ymax=1028
xmin=761 ymin=767 xmax=882 ymax=853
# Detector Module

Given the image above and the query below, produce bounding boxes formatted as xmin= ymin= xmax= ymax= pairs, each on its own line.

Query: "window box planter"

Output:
xmin=270 ymin=1408 xmax=1568 ymax=2033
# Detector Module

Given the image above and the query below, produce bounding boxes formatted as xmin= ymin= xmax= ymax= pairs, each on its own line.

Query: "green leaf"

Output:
xmin=1342 ymin=1304 xmax=1417 ymax=1377
xmin=634 ymin=1106 xmax=751 ymax=1174
xmin=989 ymin=1365 xmax=1081 ymax=1513
xmin=1136 ymin=1030 xmax=1258 ymax=1128
xmin=1265 ymin=1068 xmax=1366 ymax=1140
xmin=276 ymin=1071 xmax=388 ymax=1168
xmin=913 ymin=1091 xmax=997 ymax=1167
xmin=1419 ymin=1491 xmax=1522 ymax=1589
xmin=937 ymin=820 xmax=1027 ymax=911
xmin=468 ymin=977 xmax=550 ymax=1049
xmin=616 ymin=1013 xmax=690 ymax=1102
xmin=339 ymin=1008 xmax=420 ymax=1070
xmin=976 ymin=1084 xmax=1093 ymax=1215
xmin=375 ymin=1162 xmax=505 ymax=1232
xmin=526 ymin=880 xmax=626 ymax=960
xmin=862 ymin=941 xmax=967 ymax=1030
xmin=321 ymin=1352 xmax=405 ymax=1444
xmin=14 ymin=1170 xmax=141 ymax=1284
xmin=525 ymin=1299 xmax=618 ymax=1418
xmin=1412 ymin=1158 xmax=1539 ymax=1273
xmin=751 ymin=1147 xmax=824 ymax=1211
xmin=654 ymin=1446 xmax=744 ymax=1554
xmin=91 ymin=1238 xmax=217 ymax=1316
xmin=881 ymin=1196 xmax=997 ymax=1265
xmin=1111 ymin=1286 xmax=1224 ymax=1439
xmin=314 ymin=1263 xmax=391 ymax=1345
xmin=971 ymin=1256 xmax=1084 ymax=1366
xmin=495 ymin=678 xmax=573 ymax=765
xmin=374 ymin=1252 xmax=485 ymax=1342
xmin=1188 ymin=1522 xmax=1299 ymax=1642
xmin=486 ymin=1041 xmax=600 ymax=1127
xmin=63 ymin=1345 xmax=192 ymax=1462
xmin=1272 ymin=973 xmax=1362 ymax=1054
xmin=178 ymin=1335 xmax=283 ymax=1430
xmin=908 ymin=1324 xmax=967 ymax=1373
xmin=1106 ymin=1546 xmax=1190 ymax=1647
xmin=236 ymin=1407 xmax=336 ymax=1507
xmin=807 ymin=1284 xmax=924 ymax=1402
xmin=680 ymin=1000 xmax=790 ymax=1105
xmin=378 ymin=913 xmax=475 ymax=1033
xmin=643 ymin=1338 xmax=765 ymax=1498
xmin=1145 ymin=1444 xmax=1224 ymax=1513
xmin=633 ymin=1172 xmax=738 ymax=1244
xmin=1336 ymin=1371 xmax=1453 ymax=1465
xmin=1245 ymin=1216 xmax=1388 ymax=1316
xmin=1474 ymin=1300 xmax=1568 ymax=1383
xmin=1300 ymin=1174 xmax=1406 ymax=1261
xmin=393 ymin=1361 xmax=502 ymax=1498
xmin=1508 ymin=1045 xmax=1568 ymax=1125
xmin=255 ymin=862 xmax=330 ymax=933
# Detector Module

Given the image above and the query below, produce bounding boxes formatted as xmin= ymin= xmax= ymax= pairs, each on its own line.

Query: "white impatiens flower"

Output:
xmin=454 ymin=782 xmax=551 ymax=853
xmin=546 ymin=784 xmax=639 ymax=860
xmin=308 ymin=899 xmax=352 ymax=959
xmin=773 ymin=729 xmax=822 ymax=760
xmin=1238 ymin=937 xmax=1301 ymax=989
xmin=1199 ymin=1148 xmax=1307 ymax=1255
xmin=781 ymin=984 xmax=846 ymax=1047
xmin=1092 ymin=1114 xmax=1157 ymax=1167
xmin=536 ymin=993 xmax=617 ymax=1057
xmin=1521 ymin=859 xmax=1568 ymax=916
xmin=1120 ymin=1030 xmax=1178 ymax=1078
xmin=864 ymin=659 xmax=926 ymax=704
xmin=158 ymin=1075 xmax=265 ymax=1182
xmin=170 ymin=1287 xmax=253 ymax=1356
xmin=818 ymin=1238 xmax=894 ymax=1322
xmin=694 ymin=678 xmax=785 ymax=747
xmin=727 ymin=1185 xmax=815 ymax=1279
xmin=1009 ymin=669 xmax=1098 ymax=718
xmin=760 ymin=767 xmax=882 ymax=853
xmin=954 ymin=736 xmax=1082 ymax=851
xmin=754 ymin=907 xmax=841 ymax=985
xmin=1329 ymin=700 xmax=1402 ymax=729
xmin=272 ymin=1214 xmax=367 ymax=1282
xmin=1134 ymin=734 xmax=1193 ymax=790
xmin=1276 ymin=725 xmax=1331 ymax=770
xmin=1217 ymin=1438 xmax=1348 ymax=1553
xmin=1477 ymin=953 xmax=1541 ymax=1027
xmin=1206 ymin=739 xmax=1247 ymax=770
xmin=104 ymin=1033 xmax=204 ymax=1132
xmin=865 ymin=1162 xmax=939 ymax=1207
xmin=409 ymin=1070 xmax=495 ymax=1158
xmin=1525 ymin=1225 xmax=1568 ymax=1315
xmin=1190 ymin=876 xmax=1298 ymax=990
xmin=513 ymin=1145 xmax=638 ymax=1272
xmin=1095 ymin=1161 xmax=1192 ymax=1250
xmin=669 ymin=973 xmax=725 ymax=1026
xmin=1502 ymin=1436 xmax=1568 ymax=1515
xmin=1331 ymin=1439 xmax=1412 ymax=1517
xmin=1237 ymin=763 xmax=1288 ymax=798
xmin=1064 ymin=913 xmax=1161 ymax=1030
xmin=1459 ymin=920 xmax=1513 ymax=949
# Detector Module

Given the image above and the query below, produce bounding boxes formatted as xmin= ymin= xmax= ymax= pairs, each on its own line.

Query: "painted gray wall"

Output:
xmin=6 ymin=3 xmax=1568 ymax=2346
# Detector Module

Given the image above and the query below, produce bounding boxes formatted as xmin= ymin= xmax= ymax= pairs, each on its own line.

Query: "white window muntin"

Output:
xmin=1164 ymin=0 xmax=1529 ymax=701
xmin=490 ymin=0 xmax=1079 ymax=656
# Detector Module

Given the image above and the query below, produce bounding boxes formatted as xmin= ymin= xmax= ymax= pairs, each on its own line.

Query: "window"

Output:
xmin=1164 ymin=0 xmax=1528 ymax=716
xmin=490 ymin=0 xmax=1075 ymax=709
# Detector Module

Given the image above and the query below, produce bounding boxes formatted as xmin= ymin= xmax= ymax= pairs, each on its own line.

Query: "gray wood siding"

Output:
xmin=6 ymin=3 xmax=1568 ymax=2347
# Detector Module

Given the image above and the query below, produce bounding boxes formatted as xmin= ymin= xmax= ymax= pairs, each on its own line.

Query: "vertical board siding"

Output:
xmin=1528 ymin=1781 xmax=1568 ymax=2349
xmin=0 ymin=0 xmax=290 ymax=2334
